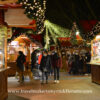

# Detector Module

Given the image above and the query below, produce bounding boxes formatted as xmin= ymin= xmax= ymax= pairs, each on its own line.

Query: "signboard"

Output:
xmin=5 ymin=8 xmax=33 ymax=26
xmin=7 ymin=28 xmax=12 ymax=39
xmin=0 ymin=0 xmax=18 ymax=4
xmin=92 ymin=40 xmax=100 ymax=57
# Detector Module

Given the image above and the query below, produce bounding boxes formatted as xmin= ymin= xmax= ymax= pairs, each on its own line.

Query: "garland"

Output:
xmin=44 ymin=20 xmax=82 ymax=49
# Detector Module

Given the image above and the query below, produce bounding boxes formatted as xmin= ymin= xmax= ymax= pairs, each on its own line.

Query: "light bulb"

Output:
xmin=20 ymin=2 xmax=23 ymax=4
xmin=30 ymin=6 xmax=34 ymax=10
xmin=28 ymin=12 xmax=30 ymax=14
xmin=27 ymin=4 xmax=31 ymax=6
xmin=25 ymin=7 xmax=27 ymax=9
xmin=24 ymin=2 xmax=26 ymax=4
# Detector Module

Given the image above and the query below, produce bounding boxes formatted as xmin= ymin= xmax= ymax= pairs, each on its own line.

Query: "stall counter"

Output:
xmin=89 ymin=62 xmax=100 ymax=85
xmin=0 ymin=68 xmax=9 ymax=100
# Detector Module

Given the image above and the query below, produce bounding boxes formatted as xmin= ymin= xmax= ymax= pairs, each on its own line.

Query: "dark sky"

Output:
xmin=45 ymin=0 xmax=100 ymax=30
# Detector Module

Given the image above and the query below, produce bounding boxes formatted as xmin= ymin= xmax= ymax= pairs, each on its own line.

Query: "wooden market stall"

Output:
xmin=0 ymin=1 xmax=42 ymax=100
xmin=7 ymin=35 xmax=34 ymax=75
xmin=0 ymin=25 xmax=9 ymax=100
xmin=58 ymin=37 xmax=90 ymax=72
xmin=90 ymin=35 xmax=100 ymax=84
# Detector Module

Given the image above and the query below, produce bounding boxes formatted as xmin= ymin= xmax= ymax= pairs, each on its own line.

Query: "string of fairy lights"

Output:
xmin=86 ymin=21 xmax=100 ymax=41
xmin=18 ymin=0 xmax=46 ymax=34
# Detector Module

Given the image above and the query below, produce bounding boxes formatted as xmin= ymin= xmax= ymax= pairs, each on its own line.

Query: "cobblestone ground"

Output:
xmin=7 ymin=73 xmax=100 ymax=100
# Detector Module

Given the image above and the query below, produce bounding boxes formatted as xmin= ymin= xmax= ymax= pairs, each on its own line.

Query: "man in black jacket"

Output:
xmin=31 ymin=48 xmax=37 ymax=70
xmin=40 ymin=50 xmax=52 ymax=84
xmin=16 ymin=51 xmax=26 ymax=83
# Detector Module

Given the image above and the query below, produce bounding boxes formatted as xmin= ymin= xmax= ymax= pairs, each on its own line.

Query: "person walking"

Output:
xmin=31 ymin=48 xmax=37 ymax=71
xmin=40 ymin=50 xmax=52 ymax=84
xmin=52 ymin=48 xmax=62 ymax=83
xmin=16 ymin=51 xmax=26 ymax=83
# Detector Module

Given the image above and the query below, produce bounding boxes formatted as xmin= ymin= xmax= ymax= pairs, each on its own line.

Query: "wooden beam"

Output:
xmin=8 ymin=24 xmax=36 ymax=28
xmin=0 ymin=0 xmax=18 ymax=5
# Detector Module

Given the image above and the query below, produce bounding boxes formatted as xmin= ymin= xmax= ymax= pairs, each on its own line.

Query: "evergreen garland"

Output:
xmin=44 ymin=20 xmax=81 ymax=49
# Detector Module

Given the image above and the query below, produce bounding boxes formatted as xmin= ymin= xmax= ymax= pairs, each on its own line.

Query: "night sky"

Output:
xmin=45 ymin=0 xmax=100 ymax=31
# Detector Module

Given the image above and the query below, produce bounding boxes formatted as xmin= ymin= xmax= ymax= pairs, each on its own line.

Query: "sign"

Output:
xmin=5 ymin=9 xmax=33 ymax=26
xmin=7 ymin=28 xmax=12 ymax=39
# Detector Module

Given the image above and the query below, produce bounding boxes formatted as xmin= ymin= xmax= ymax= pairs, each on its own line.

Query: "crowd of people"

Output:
xmin=16 ymin=47 xmax=91 ymax=84
xmin=66 ymin=52 xmax=91 ymax=75
xmin=16 ymin=47 xmax=62 ymax=84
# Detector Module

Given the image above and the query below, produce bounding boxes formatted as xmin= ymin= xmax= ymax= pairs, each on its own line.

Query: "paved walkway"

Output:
xmin=7 ymin=73 xmax=100 ymax=100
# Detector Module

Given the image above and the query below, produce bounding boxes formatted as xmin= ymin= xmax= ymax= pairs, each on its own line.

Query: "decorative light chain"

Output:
xmin=18 ymin=0 xmax=46 ymax=34
xmin=83 ymin=21 xmax=100 ymax=41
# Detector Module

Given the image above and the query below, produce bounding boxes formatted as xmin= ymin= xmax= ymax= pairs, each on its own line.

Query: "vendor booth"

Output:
xmin=7 ymin=35 xmax=42 ymax=76
xmin=90 ymin=35 xmax=100 ymax=84
xmin=0 ymin=25 xmax=9 ymax=100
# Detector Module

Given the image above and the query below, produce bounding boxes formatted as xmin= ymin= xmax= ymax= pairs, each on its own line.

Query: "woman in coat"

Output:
xmin=52 ymin=48 xmax=62 ymax=83
xmin=40 ymin=50 xmax=52 ymax=84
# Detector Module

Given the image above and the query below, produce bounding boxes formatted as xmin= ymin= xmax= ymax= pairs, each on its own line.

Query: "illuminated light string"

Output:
xmin=83 ymin=21 xmax=100 ymax=41
xmin=18 ymin=0 xmax=46 ymax=34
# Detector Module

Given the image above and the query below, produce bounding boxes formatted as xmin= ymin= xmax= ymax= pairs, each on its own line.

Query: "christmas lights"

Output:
xmin=18 ymin=0 xmax=46 ymax=34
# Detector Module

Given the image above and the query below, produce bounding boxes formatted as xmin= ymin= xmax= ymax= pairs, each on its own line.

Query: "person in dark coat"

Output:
xmin=52 ymin=48 xmax=62 ymax=83
xmin=16 ymin=51 xmax=26 ymax=83
xmin=40 ymin=50 xmax=52 ymax=84
xmin=47 ymin=51 xmax=53 ymax=75
xmin=85 ymin=52 xmax=91 ymax=74
xmin=74 ymin=54 xmax=80 ymax=74
xmin=31 ymin=49 xmax=39 ymax=71
xmin=78 ymin=55 xmax=84 ymax=75
xmin=69 ymin=56 xmax=75 ymax=75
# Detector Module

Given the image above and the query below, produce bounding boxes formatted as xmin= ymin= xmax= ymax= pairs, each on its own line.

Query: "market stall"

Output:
xmin=0 ymin=25 xmax=9 ymax=100
xmin=90 ymin=35 xmax=100 ymax=84
xmin=7 ymin=35 xmax=42 ymax=76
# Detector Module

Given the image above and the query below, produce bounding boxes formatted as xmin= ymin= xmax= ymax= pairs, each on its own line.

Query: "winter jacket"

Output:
xmin=40 ymin=55 xmax=52 ymax=72
xmin=31 ymin=51 xmax=37 ymax=66
xmin=16 ymin=54 xmax=26 ymax=71
xmin=52 ymin=52 xmax=62 ymax=68
xmin=38 ymin=54 xmax=42 ymax=65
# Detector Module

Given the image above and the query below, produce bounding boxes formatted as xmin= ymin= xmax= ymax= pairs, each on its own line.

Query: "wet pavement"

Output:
xmin=7 ymin=73 xmax=100 ymax=100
